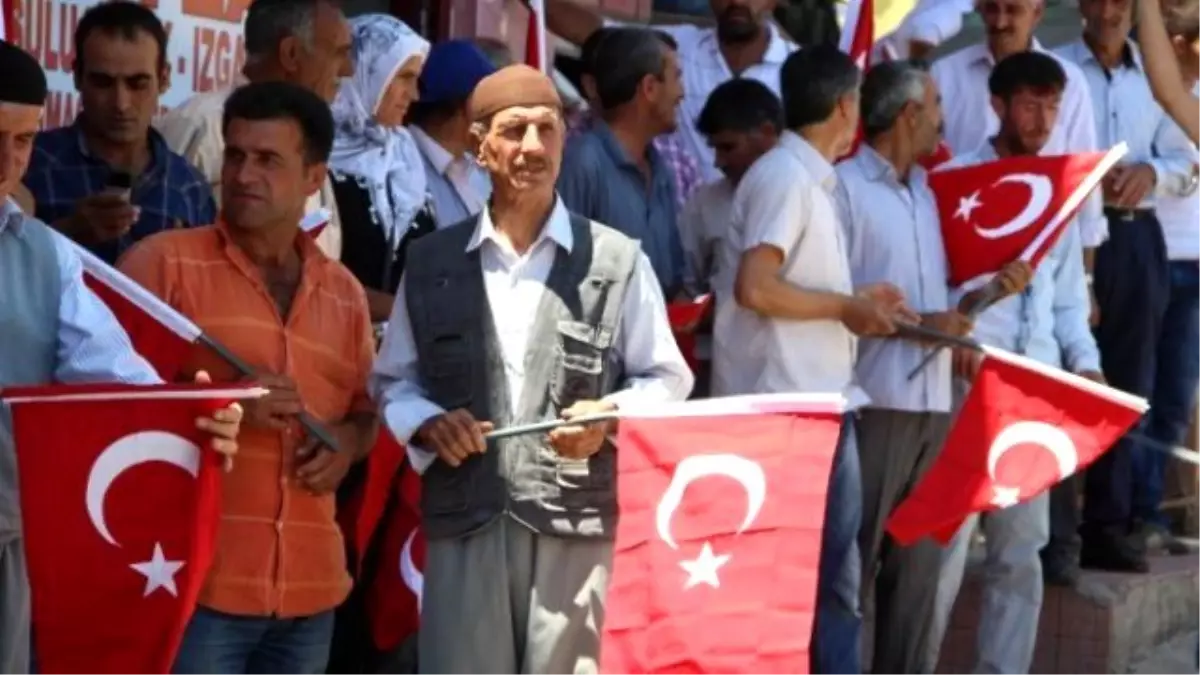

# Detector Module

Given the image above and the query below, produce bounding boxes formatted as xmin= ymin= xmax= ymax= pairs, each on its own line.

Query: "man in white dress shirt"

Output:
xmin=925 ymin=52 xmax=1106 ymax=675
xmin=369 ymin=65 xmax=693 ymax=674
xmin=681 ymin=78 xmax=782 ymax=397
xmin=1054 ymin=0 xmax=1199 ymax=574
xmin=156 ymin=0 xmax=352 ymax=259
xmin=729 ymin=45 xmax=914 ymax=674
xmin=835 ymin=59 xmax=1033 ymax=674
xmin=545 ymin=0 xmax=797 ymax=182
xmin=931 ymin=0 xmax=1108 ymax=253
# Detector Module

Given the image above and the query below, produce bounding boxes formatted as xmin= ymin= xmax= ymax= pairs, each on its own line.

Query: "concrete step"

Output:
xmin=936 ymin=553 xmax=1200 ymax=674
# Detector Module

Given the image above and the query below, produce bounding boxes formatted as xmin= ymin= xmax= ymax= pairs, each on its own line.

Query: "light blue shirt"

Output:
xmin=836 ymin=146 xmax=953 ymax=413
xmin=410 ymin=126 xmax=491 ymax=229
xmin=0 ymin=199 xmax=159 ymax=385
xmin=944 ymin=146 xmax=1101 ymax=373
xmin=1055 ymin=39 xmax=1198 ymax=207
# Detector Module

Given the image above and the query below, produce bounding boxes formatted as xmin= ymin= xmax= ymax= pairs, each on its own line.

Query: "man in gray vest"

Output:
xmin=0 ymin=41 xmax=243 ymax=672
xmin=371 ymin=64 xmax=694 ymax=674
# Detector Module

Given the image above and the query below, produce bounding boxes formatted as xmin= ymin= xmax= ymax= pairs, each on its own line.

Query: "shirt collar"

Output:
xmin=410 ymin=125 xmax=456 ymax=175
xmin=467 ymin=195 xmax=574 ymax=254
xmin=969 ymin=38 xmax=1051 ymax=67
xmin=0 ymin=197 xmax=24 ymax=237
xmin=593 ymin=119 xmax=664 ymax=172
xmin=698 ymin=22 xmax=794 ymax=66
xmin=1072 ymin=37 xmax=1141 ymax=72
xmin=213 ymin=216 xmax=334 ymax=279
xmin=68 ymin=118 xmax=172 ymax=181
xmin=779 ymin=131 xmax=837 ymax=189
xmin=856 ymin=144 xmax=927 ymax=186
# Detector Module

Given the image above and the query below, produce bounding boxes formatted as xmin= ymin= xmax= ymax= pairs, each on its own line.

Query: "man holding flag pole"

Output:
xmin=0 ymin=41 xmax=245 ymax=673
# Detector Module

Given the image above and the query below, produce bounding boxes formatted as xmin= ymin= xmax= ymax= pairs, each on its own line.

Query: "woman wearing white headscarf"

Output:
xmin=329 ymin=14 xmax=434 ymax=322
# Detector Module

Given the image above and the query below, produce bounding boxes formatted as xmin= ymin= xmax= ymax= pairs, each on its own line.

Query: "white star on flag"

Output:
xmin=130 ymin=542 xmax=185 ymax=597
xmin=955 ymin=190 xmax=983 ymax=222
xmin=679 ymin=542 xmax=731 ymax=589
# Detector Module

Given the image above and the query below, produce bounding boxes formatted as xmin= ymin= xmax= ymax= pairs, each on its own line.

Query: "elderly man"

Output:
xmin=835 ymin=60 xmax=1030 ymax=674
xmin=371 ymin=65 xmax=693 ymax=674
xmin=0 ymin=41 xmax=242 ymax=673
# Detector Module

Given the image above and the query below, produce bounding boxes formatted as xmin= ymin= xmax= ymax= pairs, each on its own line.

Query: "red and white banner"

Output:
xmin=70 ymin=238 xmax=201 ymax=381
xmin=5 ymin=381 xmax=263 ymax=673
xmin=362 ymin=459 xmax=423 ymax=652
xmin=600 ymin=394 xmax=846 ymax=674
xmin=886 ymin=347 xmax=1148 ymax=545
xmin=932 ymin=143 xmax=1127 ymax=287
xmin=8 ymin=0 xmax=246 ymax=128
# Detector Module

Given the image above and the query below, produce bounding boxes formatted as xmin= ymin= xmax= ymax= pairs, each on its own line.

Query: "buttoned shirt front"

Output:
xmin=1055 ymin=39 xmax=1197 ymax=208
xmin=657 ymin=22 xmax=798 ymax=183
xmin=945 ymin=144 xmax=1101 ymax=373
xmin=369 ymin=197 xmax=695 ymax=473
xmin=409 ymin=125 xmax=491 ymax=228
xmin=932 ymin=40 xmax=1108 ymax=247
xmin=836 ymin=146 xmax=952 ymax=413
xmin=23 ymin=122 xmax=217 ymax=265
xmin=731 ymin=131 xmax=863 ymax=403
xmin=0 ymin=199 xmax=159 ymax=385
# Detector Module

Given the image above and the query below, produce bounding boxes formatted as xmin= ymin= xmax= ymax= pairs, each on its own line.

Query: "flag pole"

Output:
xmin=197 ymin=334 xmax=342 ymax=452
xmin=905 ymin=283 xmax=999 ymax=381
xmin=484 ymin=412 xmax=620 ymax=441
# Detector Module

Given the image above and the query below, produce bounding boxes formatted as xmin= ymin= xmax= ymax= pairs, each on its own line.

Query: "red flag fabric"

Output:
xmin=600 ymin=394 xmax=846 ymax=674
xmin=886 ymin=347 xmax=1148 ymax=546
xmin=72 ymin=240 xmax=201 ymax=381
xmin=837 ymin=0 xmax=874 ymax=159
xmin=918 ymin=140 xmax=953 ymax=171
xmin=668 ymin=293 xmax=713 ymax=373
xmin=932 ymin=143 xmax=1127 ymax=286
xmin=0 ymin=0 xmax=12 ymax=41
xmin=4 ymin=382 xmax=265 ymax=674
xmin=364 ymin=463 xmax=424 ymax=652
xmin=524 ymin=0 xmax=547 ymax=73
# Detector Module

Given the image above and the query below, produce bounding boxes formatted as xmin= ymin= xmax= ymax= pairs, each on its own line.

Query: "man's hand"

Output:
xmin=294 ymin=422 xmax=365 ymax=494
xmin=1076 ymin=370 xmax=1106 ymax=385
xmin=61 ymin=193 xmax=139 ymax=245
xmin=994 ymin=260 xmax=1033 ymax=297
xmin=921 ymin=311 xmax=974 ymax=339
xmin=414 ymin=409 xmax=494 ymax=468
xmin=548 ymin=400 xmax=617 ymax=460
xmin=841 ymin=295 xmax=899 ymax=337
xmin=1106 ymin=163 xmax=1157 ymax=208
xmin=193 ymin=370 xmax=242 ymax=471
xmin=952 ymin=346 xmax=981 ymax=380
xmin=241 ymin=373 xmax=304 ymax=430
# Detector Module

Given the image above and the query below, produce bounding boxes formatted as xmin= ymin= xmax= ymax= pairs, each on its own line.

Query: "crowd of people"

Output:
xmin=0 ymin=0 xmax=1196 ymax=672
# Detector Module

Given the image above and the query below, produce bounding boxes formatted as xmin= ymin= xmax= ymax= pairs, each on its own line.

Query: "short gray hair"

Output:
xmin=244 ymin=0 xmax=327 ymax=60
xmin=861 ymin=60 xmax=930 ymax=138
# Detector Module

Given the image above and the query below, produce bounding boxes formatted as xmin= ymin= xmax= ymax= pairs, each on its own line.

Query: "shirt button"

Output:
xmin=275 ymin=521 xmax=283 ymax=532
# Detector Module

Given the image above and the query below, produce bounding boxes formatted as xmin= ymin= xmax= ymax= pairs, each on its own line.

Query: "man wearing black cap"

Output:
xmin=0 ymin=41 xmax=243 ymax=673
xmin=371 ymin=64 xmax=693 ymax=673
xmin=407 ymin=39 xmax=496 ymax=229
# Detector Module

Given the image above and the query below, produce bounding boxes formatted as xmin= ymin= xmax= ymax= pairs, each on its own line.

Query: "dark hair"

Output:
xmin=860 ymin=59 xmax=930 ymax=138
xmin=73 ymin=1 xmax=168 ymax=77
xmin=780 ymin=44 xmax=861 ymax=130
xmin=988 ymin=51 xmax=1067 ymax=101
xmin=696 ymin=78 xmax=783 ymax=137
xmin=221 ymin=81 xmax=334 ymax=164
xmin=580 ymin=26 xmax=616 ymax=75
xmin=592 ymin=27 xmax=678 ymax=110
xmin=244 ymin=0 xmax=332 ymax=59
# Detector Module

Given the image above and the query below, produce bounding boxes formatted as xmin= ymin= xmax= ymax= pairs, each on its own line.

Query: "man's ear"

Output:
xmin=158 ymin=63 xmax=171 ymax=96
xmin=278 ymin=35 xmax=303 ymax=74
xmin=304 ymin=160 xmax=328 ymax=196
xmin=989 ymin=94 xmax=1005 ymax=119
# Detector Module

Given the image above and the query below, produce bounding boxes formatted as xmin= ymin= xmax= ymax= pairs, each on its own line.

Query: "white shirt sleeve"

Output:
xmin=604 ymin=252 xmax=696 ymax=409
xmin=368 ymin=274 xmax=446 ymax=474
xmin=736 ymin=159 xmax=810 ymax=257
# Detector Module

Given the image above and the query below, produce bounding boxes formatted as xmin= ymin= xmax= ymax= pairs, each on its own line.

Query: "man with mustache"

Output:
xmin=545 ymin=0 xmax=797 ymax=183
xmin=22 ymin=1 xmax=216 ymax=265
xmin=370 ymin=64 xmax=693 ymax=673
xmin=1055 ymin=0 xmax=1198 ymax=574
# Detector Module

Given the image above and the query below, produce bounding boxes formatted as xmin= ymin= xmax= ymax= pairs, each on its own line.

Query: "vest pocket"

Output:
xmin=551 ymin=320 xmax=607 ymax=409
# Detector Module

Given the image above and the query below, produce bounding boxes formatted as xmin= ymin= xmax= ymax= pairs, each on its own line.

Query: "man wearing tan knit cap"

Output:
xmin=371 ymin=64 xmax=693 ymax=673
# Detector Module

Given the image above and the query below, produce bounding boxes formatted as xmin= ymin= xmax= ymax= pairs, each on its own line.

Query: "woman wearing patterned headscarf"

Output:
xmin=329 ymin=14 xmax=435 ymax=323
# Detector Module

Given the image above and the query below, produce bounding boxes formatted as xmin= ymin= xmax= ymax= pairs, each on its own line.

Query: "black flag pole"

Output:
xmin=905 ymin=283 xmax=1001 ymax=381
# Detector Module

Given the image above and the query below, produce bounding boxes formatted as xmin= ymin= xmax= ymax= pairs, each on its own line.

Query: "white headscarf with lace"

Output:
xmin=329 ymin=15 xmax=430 ymax=244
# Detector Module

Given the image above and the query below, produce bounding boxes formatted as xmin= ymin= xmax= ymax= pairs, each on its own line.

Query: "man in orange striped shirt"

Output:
xmin=119 ymin=81 xmax=376 ymax=674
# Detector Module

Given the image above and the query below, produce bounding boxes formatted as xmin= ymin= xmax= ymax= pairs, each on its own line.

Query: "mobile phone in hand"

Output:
xmin=105 ymin=171 xmax=133 ymax=199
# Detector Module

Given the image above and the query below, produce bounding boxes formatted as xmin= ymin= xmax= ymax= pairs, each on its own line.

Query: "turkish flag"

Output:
xmin=337 ymin=429 xmax=409 ymax=571
xmin=837 ymin=0 xmax=874 ymax=160
xmin=600 ymin=393 xmax=846 ymax=674
xmin=525 ymin=0 xmax=547 ymax=73
xmin=72 ymin=239 xmax=201 ymax=381
xmin=4 ymin=381 xmax=264 ymax=674
xmin=668 ymin=293 xmax=713 ymax=373
xmin=886 ymin=347 xmax=1148 ymax=546
xmin=932 ymin=144 xmax=1127 ymax=286
xmin=919 ymin=141 xmax=953 ymax=172
xmin=364 ymin=462 xmax=424 ymax=652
